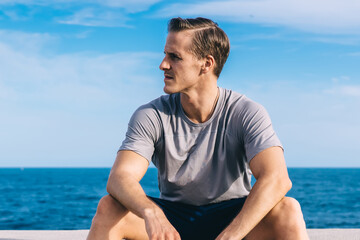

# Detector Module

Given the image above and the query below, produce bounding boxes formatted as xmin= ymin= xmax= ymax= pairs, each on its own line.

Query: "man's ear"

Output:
xmin=201 ymin=55 xmax=215 ymax=74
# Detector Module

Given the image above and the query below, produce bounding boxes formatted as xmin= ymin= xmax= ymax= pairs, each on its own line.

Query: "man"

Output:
xmin=87 ymin=17 xmax=309 ymax=240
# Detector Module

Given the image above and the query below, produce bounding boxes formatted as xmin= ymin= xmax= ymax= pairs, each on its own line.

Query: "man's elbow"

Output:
xmin=106 ymin=172 xmax=117 ymax=195
xmin=106 ymin=181 xmax=112 ymax=195
xmin=281 ymin=176 xmax=292 ymax=194
xmin=269 ymin=173 xmax=292 ymax=195
xmin=286 ymin=177 xmax=292 ymax=191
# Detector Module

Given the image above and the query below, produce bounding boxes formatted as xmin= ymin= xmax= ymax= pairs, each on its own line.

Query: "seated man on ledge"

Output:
xmin=87 ymin=17 xmax=309 ymax=240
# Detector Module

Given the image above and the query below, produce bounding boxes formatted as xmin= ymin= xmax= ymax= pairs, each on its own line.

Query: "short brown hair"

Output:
xmin=168 ymin=17 xmax=230 ymax=78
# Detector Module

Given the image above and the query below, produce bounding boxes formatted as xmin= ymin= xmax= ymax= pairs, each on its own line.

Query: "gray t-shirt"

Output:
xmin=119 ymin=87 xmax=282 ymax=205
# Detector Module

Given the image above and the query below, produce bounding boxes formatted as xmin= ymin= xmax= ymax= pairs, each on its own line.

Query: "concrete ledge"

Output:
xmin=0 ymin=230 xmax=88 ymax=240
xmin=0 ymin=229 xmax=359 ymax=240
xmin=307 ymin=229 xmax=360 ymax=240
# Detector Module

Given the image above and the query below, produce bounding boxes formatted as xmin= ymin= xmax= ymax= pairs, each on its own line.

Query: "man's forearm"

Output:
xmin=106 ymin=173 xmax=161 ymax=219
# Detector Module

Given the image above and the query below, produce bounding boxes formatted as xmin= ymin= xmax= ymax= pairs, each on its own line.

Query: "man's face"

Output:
xmin=159 ymin=30 xmax=204 ymax=94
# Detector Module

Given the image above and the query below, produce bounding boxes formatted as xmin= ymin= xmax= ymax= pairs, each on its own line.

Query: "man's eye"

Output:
xmin=170 ymin=54 xmax=181 ymax=60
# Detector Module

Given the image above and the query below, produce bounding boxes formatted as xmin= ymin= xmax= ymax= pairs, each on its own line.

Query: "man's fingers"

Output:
xmin=148 ymin=229 xmax=181 ymax=240
xmin=144 ymin=209 xmax=181 ymax=240
xmin=164 ymin=229 xmax=181 ymax=240
xmin=147 ymin=227 xmax=180 ymax=240
xmin=150 ymin=234 xmax=164 ymax=240
xmin=149 ymin=233 xmax=180 ymax=240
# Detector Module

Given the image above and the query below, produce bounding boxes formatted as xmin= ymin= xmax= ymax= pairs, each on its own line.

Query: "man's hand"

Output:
xmin=143 ymin=207 xmax=181 ymax=240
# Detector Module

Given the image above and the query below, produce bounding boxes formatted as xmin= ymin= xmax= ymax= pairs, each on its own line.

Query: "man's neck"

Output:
xmin=180 ymin=80 xmax=219 ymax=124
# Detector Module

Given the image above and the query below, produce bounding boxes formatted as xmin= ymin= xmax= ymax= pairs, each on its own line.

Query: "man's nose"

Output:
xmin=159 ymin=57 xmax=170 ymax=71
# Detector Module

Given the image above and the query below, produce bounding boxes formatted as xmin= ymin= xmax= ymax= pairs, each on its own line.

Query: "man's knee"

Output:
xmin=278 ymin=197 xmax=301 ymax=213
xmin=272 ymin=197 xmax=306 ymax=230
xmin=92 ymin=195 xmax=128 ymax=225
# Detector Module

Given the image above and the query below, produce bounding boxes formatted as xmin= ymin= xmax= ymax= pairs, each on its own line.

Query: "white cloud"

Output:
xmin=236 ymin=80 xmax=360 ymax=167
xmin=0 ymin=0 xmax=163 ymax=27
xmin=57 ymin=8 xmax=130 ymax=27
xmin=309 ymin=36 xmax=360 ymax=45
xmin=234 ymin=32 xmax=360 ymax=46
xmin=340 ymin=86 xmax=360 ymax=97
xmin=0 ymin=81 xmax=16 ymax=101
xmin=155 ymin=0 xmax=360 ymax=35
xmin=325 ymin=85 xmax=360 ymax=97
xmin=331 ymin=76 xmax=350 ymax=83
xmin=0 ymin=30 xmax=57 ymax=53
xmin=2 ymin=9 xmax=29 ymax=20
xmin=74 ymin=30 xmax=93 ymax=39
xmin=347 ymin=52 xmax=360 ymax=56
xmin=0 ymin=30 xmax=164 ymax=166
xmin=0 ymin=0 xmax=162 ymax=12
xmin=96 ymin=0 xmax=162 ymax=12
xmin=325 ymin=76 xmax=360 ymax=97
xmin=0 ymin=29 xmax=164 ymax=112
xmin=0 ymin=40 xmax=162 ymax=106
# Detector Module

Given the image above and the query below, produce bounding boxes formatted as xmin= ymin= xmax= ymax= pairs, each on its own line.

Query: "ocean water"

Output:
xmin=0 ymin=168 xmax=359 ymax=230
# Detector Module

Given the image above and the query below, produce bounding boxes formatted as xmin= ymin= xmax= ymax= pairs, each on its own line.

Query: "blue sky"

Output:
xmin=0 ymin=0 xmax=359 ymax=167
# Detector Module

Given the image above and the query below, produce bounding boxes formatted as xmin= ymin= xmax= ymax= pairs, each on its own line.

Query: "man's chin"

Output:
xmin=163 ymin=86 xmax=178 ymax=94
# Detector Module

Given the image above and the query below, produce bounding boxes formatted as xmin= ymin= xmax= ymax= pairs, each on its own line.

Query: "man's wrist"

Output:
xmin=142 ymin=205 xmax=163 ymax=220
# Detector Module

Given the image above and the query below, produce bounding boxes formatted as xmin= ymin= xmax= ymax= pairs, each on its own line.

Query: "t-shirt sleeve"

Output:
xmin=118 ymin=104 xmax=162 ymax=162
xmin=240 ymin=100 xmax=283 ymax=162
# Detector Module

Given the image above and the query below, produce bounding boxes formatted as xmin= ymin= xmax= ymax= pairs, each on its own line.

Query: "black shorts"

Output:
xmin=149 ymin=196 xmax=247 ymax=240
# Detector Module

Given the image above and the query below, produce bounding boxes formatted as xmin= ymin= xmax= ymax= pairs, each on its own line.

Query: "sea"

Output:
xmin=0 ymin=168 xmax=359 ymax=230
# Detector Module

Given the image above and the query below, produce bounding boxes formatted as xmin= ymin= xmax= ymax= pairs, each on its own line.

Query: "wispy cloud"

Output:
xmin=0 ymin=33 xmax=162 ymax=106
xmin=155 ymin=0 xmax=360 ymax=35
xmin=0 ymin=0 xmax=163 ymax=27
xmin=96 ymin=0 xmax=163 ymax=12
xmin=232 ymin=31 xmax=360 ymax=47
xmin=331 ymin=76 xmax=350 ymax=83
xmin=324 ymin=85 xmax=360 ymax=97
xmin=57 ymin=8 xmax=130 ymax=27
xmin=0 ymin=0 xmax=162 ymax=11
xmin=0 ymin=29 xmax=163 ymax=114
xmin=0 ymin=30 xmax=57 ymax=54
xmin=339 ymin=86 xmax=360 ymax=97
xmin=1 ymin=9 xmax=29 ymax=20
xmin=0 ymin=30 xmax=164 ymax=166
xmin=347 ymin=52 xmax=360 ymax=56
xmin=309 ymin=36 xmax=360 ymax=45
xmin=237 ymin=79 xmax=360 ymax=167
xmin=0 ymin=0 xmax=162 ymax=12
xmin=325 ymin=76 xmax=360 ymax=97
xmin=74 ymin=30 xmax=93 ymax=39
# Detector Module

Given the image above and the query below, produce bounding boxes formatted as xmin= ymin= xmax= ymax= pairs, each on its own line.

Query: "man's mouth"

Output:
xmin=164 ymin=73 xmax=174 ymax=80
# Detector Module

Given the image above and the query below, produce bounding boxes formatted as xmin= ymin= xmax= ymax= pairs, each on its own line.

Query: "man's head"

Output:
xmin=167 ymin=17 xmax=230 ymax=78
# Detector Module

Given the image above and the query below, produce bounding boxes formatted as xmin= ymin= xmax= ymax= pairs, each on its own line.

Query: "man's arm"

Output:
xmin=216 ymin=146 xmax=292 ymax=239
xmin=107 ymin=150 xmax=180 ymax=240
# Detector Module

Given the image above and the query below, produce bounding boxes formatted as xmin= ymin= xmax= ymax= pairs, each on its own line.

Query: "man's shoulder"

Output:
xmin=222 ymin=88 xmax=263 ymax=112
xmin=131 ymin=93 xmax=178 ymax=121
